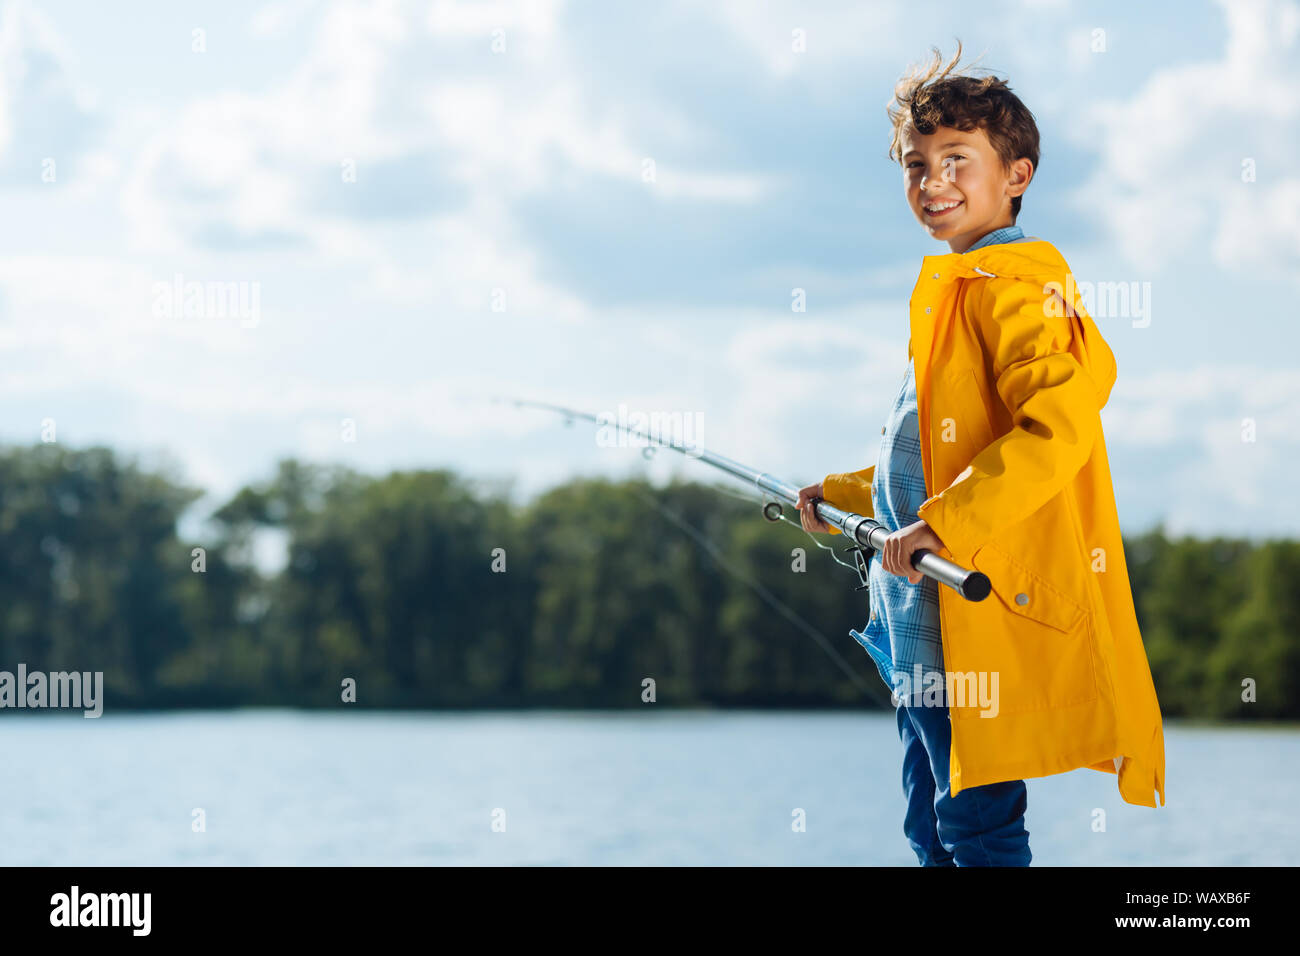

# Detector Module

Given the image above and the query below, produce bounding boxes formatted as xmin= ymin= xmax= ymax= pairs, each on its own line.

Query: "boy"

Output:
xmin=796 ymin=45 xmax=1166 ymax=866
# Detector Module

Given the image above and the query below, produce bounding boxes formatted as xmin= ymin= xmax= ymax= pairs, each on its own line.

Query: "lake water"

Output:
xmin=1 ymin=710 xmax=1294 ymax=865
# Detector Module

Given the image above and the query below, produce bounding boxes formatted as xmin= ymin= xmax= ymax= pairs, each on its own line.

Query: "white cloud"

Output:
xmin=710 ymin=0 xmax=907 ymax=78
xmin=425 ymin=0 xmax=566 ymax=50
xmin=1067 ymin=0 xmax=1300 ymax=279
xmin=0 ymin=0 xmax=97 ymax=171
xmin=250 ymin=0 xmax=322 ymax=37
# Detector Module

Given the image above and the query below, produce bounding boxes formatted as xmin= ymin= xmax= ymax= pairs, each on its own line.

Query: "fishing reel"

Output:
xmin=846 ymin=544 xmax=874 ymax=592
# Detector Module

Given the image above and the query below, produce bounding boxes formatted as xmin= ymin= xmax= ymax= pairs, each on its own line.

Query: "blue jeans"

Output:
xmin=896 ymin=701 xmax=1032 ymax=866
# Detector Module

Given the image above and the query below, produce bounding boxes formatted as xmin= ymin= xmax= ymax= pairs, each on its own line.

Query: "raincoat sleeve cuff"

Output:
xmin=820 ymin=465 xmax=876 ymax=535
xmin=915 ymin=491 xmax=969 ymax=563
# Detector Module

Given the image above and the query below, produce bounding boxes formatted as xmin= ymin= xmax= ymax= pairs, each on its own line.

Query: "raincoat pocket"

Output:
xmin=972 ymin=543 xmax=1086 ymax=634
xmin=944 ymin=542 xmax=1098 ymax=713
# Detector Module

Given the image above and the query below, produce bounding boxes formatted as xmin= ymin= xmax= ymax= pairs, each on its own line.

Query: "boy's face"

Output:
xmin=900 ymin=124 xmax=1032 ymax=254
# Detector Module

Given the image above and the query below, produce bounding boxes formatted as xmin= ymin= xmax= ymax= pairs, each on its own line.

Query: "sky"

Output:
xmin=1 ymin=0 xmax=1298 ymax=543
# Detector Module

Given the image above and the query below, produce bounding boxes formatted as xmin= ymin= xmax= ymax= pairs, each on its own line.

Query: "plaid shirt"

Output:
xmin=849 ymin=224 xmax=1024 ymax=705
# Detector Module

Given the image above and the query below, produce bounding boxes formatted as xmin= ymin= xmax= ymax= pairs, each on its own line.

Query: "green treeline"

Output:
xmin=1 ymin=444 xmax=1295 ymax=719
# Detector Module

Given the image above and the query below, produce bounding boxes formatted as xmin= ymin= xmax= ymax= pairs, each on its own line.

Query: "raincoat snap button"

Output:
xmin=924 ymin=307 xmax=931 ymax=313
xmin=932 ymin=273 xmax=940 ymax=279
xmin=1015 ymin=592 xmax=1029 ymax=605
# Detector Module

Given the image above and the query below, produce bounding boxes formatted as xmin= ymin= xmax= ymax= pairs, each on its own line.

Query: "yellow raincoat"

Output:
xmin=823 ymin=238 xmax=1165 ymax=808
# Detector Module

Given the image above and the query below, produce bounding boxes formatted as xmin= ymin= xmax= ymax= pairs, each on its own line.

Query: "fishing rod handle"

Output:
xmin=823 ymin=506 xmax=991 ymax=603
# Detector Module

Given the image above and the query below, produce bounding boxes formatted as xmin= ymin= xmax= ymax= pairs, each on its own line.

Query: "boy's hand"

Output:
xmin=796 ymin=482 xmax=830 ymax=533
xmin=881 ymin=520 xmax=947 ymax=585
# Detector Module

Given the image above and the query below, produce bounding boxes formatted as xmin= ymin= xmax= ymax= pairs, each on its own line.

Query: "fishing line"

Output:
xmin=626 ymin=483 xmax=891 ymax=707
xmin=493 ymin=399 xmax=887 ymax=704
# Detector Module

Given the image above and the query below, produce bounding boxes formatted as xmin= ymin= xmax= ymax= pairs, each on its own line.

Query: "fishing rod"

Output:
xmin=502 ymin=397 xmax=990 ymax=602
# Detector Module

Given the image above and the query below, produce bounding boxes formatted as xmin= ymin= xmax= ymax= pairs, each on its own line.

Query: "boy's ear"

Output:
xmin=1006 ymin=157 xmax=1034 ymax=198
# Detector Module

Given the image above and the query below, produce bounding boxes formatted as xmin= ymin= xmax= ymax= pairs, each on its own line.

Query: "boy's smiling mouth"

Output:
xmin=922 ymin=198 xmax=964 ymax=218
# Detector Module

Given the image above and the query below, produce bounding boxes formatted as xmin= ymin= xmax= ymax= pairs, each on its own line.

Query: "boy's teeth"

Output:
xmin=925 ymin=200 xmax=961 ymax=211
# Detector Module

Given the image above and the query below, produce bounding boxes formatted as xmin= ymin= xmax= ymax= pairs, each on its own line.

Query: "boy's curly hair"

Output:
xmin=887 ymin=41 xmax=1040 ymax=219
